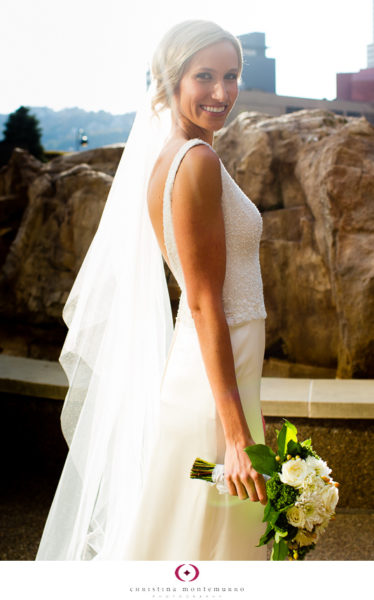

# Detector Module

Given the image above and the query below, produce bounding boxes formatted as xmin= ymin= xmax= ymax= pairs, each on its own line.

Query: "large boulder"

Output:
xmin=0 ymin=146 xmax=123 ymax=358
xmin=0 ymin=149 xmax=44 ymax=267
xmin=1 ymin=164 xmax=113 ymax=322
xmin=43 ymin=144 xmax=124 ymax=178
xmin=215 ymin=110 xmax=374 ymax=378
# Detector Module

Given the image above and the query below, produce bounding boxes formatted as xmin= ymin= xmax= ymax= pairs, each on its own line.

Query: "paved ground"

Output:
xmin=1 ymin=471 xmax=373 ymax=561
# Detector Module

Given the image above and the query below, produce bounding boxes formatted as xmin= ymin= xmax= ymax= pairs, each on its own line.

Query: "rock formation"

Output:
xmin=0 ymin=111 xmax=373 ymax=377
xmin=215 ymin=109 xmax=374 ymax=378
xmin=0 ymin=146 xmax=123 ymax=357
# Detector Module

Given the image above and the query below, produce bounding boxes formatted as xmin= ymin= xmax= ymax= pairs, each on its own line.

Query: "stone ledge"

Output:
xmin=261 ymin=377 xmax=374 ymax=419
xmin=1 ymin=354 xmax=373 ymax=419
xmin=0 ymin=354 xmax=67 ymax=400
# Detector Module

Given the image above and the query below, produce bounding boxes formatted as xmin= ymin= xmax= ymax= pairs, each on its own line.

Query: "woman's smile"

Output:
xmin=200 ymin=104 xmax=228 ymax=114
xmin=172 ymin=39 xmax=240 ymax=141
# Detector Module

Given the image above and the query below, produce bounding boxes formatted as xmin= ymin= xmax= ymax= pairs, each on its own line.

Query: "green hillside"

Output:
xmin=0 ymin=106 xmax=135 ymax=152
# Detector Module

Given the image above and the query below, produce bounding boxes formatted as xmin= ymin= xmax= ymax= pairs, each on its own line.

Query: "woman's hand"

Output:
xmin=224 ymin=437 xmax=267 ymax=504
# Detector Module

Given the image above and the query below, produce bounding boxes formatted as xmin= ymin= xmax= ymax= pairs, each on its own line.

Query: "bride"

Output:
xmin=36 ymin=19 xmax=268 ymax=561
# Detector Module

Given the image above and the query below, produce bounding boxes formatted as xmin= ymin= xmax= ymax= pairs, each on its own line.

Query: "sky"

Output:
xmin=1 ymin=0 xmax=372 ymax=115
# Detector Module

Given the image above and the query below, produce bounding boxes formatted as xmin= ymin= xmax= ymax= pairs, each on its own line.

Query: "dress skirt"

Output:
xmin=118 ymin=317 xmax=267 ymax=561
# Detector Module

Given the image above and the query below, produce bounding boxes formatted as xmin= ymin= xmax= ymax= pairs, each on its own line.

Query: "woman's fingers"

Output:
xmin=233 ymin=478 xmax=250 ymax=501
xmin=225 ymin=478 xmax=238 ymax=497
xmin=241 ymin=476 xmax=259 ymax=502
xmin=225 ymin=473 xmax=260 ymax=502
xmin=252 ymin=473 xmax=267 ymax=505
xmin=224 ymin=443 xmax=268 ymax=503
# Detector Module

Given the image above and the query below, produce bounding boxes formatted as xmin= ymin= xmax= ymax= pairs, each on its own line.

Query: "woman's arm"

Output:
xmin=171 ymin=144 xmax=267 ymax=505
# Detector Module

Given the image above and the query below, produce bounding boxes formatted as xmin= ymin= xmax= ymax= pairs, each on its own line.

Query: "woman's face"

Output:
xmin=173 ymin=40 xmax=240 ymax=135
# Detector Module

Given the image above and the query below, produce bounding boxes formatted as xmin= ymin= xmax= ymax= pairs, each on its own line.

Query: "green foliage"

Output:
xmin=0 ymin=106 xmax=136 ymax=152
xmin=2 ymin=106 xmax=44 ymax=160
xmin=266 ymin=474 xmax=299 ymax=512
xmin=276 ymin=420 xmax=319 ymax=460
xmin=244 ymin=443 xmax=279 ymax=476
xmin=257 ymin=522 xmax=274 ymax=547
xmin=271 ymin=538 xmax=289 ymax=561
xmin=276 ymin=513 xmax=298 ymax=540
xmin=277 ymin=420 xmax=298 ymax=458
xmin=247 ymin=420 xmax=323 ymax=560
xmin=295 ymin=543 xmax=316 ymax=560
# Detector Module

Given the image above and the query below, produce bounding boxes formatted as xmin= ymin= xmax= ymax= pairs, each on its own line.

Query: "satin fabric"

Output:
xmin=90 ymin=317 xmax=267 ymax=560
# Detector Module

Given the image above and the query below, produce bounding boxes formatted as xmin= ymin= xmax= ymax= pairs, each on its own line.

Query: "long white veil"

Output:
xmin=36 ymin=84 xmax=174 ymax=559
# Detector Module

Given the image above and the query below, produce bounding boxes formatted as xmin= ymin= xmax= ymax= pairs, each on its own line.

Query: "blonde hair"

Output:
xmin=151 ymin=20 xmax=243 ymax=114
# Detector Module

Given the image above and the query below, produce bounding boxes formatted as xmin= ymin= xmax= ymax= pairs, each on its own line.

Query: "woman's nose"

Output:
xmin=211 ymin=80 xmax=229 ymax=102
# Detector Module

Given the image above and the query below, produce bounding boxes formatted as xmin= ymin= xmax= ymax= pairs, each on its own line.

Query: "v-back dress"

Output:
xmin=107 ymin=138 xmax=268 ymax=561
xmin=37 ymin=137 xmax=268 ymax=562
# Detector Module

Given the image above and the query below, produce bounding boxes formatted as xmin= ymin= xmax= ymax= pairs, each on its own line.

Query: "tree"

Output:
xmin=2 ymin=106 xmax=44 ymax=160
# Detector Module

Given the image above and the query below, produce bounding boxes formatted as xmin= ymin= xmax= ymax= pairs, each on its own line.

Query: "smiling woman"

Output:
xmin=174 ymin=41 xmax=240 ymax=129
xmin=35 ymin=19 xmax=268 ymax=561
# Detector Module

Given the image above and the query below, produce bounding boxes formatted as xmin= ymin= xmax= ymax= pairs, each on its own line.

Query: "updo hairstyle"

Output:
xmin=151 ymin=20 xmax=243 ymax=115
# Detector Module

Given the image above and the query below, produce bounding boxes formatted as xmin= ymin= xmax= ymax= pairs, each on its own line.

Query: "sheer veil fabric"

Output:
xmin=36 ymin=84 xmax=175 ymax=559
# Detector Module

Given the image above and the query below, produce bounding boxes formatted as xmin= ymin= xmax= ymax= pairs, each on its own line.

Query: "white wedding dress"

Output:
xmin=36 ymin=138 xmax=268 ymax=561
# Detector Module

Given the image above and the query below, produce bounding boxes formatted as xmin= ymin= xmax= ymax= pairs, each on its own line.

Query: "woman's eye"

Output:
xmin=196 ymin=72 xmax=212 ymax=80
xmin=225 ymin=73 xmax=238 ymax=80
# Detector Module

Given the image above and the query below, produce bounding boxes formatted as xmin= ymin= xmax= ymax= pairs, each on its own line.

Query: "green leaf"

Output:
xmin=245 ymin=444 xmax=278 ymax=476
xmin=257 ymin=522 xmax=275 ymax=547
xmin=301 ymin=438 xmax=312 ymax=448
xmin=278 ymin=503 xmax=294 ymax=514
xmin=268 ymin=507 xmax=281 ymax=526
xmin=277 ymin=420 xmax=298 ymax=458
xmin=286 ymin=440 xmax=302 ymax=456
xmin=262 ymin=501 xmax=272 ymax=523
xmin=271 ymin=539 xmax=289 ymax=561
xmin=274 ymin=529 xmax=288 ymax=543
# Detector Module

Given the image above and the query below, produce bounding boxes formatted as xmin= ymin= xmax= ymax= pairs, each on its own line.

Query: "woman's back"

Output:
xmin=147 ymin=137 xmax=190 ymax=271
xmin=148 ymin=137 xmax=267 ymax=328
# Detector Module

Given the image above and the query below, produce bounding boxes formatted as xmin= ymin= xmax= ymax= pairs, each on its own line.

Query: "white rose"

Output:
xmin=300 ymin=472 xmax=325 ymax=494
xmin=305 ymin=456 xmax=331 ymax=478
xmin=279 ymin=458 xmax=308 ymax=488
xmin=321 ymin=484 xmax=339 ymax=515
xmin=286 ymin=505 xmax=306 ymax=529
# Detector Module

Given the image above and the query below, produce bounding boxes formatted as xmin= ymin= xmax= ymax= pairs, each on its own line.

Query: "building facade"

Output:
xmin=228 ymin=89 xmax=374 ymax=125
xmin=336 ymin=0 xmax=374 ymax=102
xmin=238 ymin=32 xmax=276 ymax=94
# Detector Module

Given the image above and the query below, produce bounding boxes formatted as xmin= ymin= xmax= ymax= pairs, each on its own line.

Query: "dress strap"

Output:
xmin=162 ymin=138 xmax=212 ymax=286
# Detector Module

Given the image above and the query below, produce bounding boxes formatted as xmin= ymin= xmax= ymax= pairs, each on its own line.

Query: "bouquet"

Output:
xmin=190 ymin=419 xmax=339 ymax=560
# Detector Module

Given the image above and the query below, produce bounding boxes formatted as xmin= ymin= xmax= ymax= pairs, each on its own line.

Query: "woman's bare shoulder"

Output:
xmin=174 ymin=141 xmax=221 ymax=200
xmin=178 ymin=140 xmax=220 ymax=171
xmin=148 ymin=138 xmax=220 ymax=199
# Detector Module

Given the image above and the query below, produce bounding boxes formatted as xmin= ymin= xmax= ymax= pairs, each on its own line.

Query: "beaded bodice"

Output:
xmin=163 ymin=138 xmax=267 ymax=327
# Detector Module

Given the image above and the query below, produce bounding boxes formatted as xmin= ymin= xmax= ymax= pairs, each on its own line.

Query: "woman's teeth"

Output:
xmin=201 ymin=105 xmax=226 ymax=113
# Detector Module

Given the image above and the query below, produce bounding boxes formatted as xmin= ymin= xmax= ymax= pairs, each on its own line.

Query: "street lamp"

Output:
xmin=76 ymin=128 xmax=89 ymax=151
